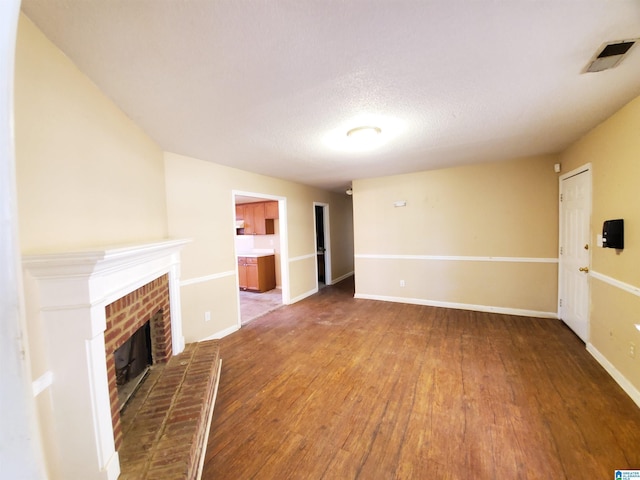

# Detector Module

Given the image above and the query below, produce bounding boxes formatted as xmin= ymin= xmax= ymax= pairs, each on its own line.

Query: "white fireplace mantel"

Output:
xmin=23 ymin=239 xmax=189 ymax=480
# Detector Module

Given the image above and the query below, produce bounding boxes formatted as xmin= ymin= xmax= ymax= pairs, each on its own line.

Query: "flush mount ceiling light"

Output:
xmin=344 ymin=125 xmax=383 ymax=151
xmin=323 ymin=114 xmax=405 ymax=153
xmin=346 ymin=126 xmax=382 ymax=140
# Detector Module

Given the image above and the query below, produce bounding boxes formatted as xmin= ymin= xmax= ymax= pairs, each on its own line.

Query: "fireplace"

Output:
xmin=104 ymin=274 xmax=174 ymax=450
xmin=23 ymin=240 xmax=189 ymax=480
xmin=114 ymin=319 xmax=153 ymax=409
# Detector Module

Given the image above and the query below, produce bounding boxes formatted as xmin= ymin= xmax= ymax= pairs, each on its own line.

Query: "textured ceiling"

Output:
xmin=20 ymin=1 xmax=640 ymax=192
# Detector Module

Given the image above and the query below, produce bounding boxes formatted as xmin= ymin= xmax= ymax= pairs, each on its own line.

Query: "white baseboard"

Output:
xmin=587 ymin=343 xmax=640 ymax=409
xmin=353 ymin=293 xmax=558 ymax=319
xmin=328 ymin=271 xmax=354 ymax=285
xmin=289 ymin=287 xmax=318 ymax=304
xmin=199 ymin=324 xmax=239 ymax=342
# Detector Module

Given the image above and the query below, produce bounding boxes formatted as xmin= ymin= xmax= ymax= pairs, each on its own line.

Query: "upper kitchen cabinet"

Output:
xmin=236 ymin=202 xmax=276 ymax=235
xmin=235 ymin=204 xmax=245 ymax=221
xmin=264 ymin=201 xmax=279 ymax=220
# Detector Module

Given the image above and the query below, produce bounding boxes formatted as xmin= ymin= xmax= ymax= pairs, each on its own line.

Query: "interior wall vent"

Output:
xmin=585 ymin=40 xmax=637 ymax=73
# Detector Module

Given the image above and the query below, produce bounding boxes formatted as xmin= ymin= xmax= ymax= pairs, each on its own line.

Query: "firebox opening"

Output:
xmin=114 ymin=319 xmax=153 ymax=411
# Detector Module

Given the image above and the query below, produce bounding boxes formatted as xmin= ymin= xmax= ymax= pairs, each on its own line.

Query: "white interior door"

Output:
xmin=559 ymin=167 xmax=591 ymax=342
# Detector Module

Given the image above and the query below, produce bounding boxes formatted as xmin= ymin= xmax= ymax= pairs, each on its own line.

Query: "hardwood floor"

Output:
xmin=203 ymin=277 xmax=640 ymax=479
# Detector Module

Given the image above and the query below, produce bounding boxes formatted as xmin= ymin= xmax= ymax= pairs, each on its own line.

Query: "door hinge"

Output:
xmin=560 ymin=246 xmax=563 ymax=255
xmin=560 ymin=193 xmax=563 ymax=202
xmin=559 ymin=299 xmax=562 ymax=307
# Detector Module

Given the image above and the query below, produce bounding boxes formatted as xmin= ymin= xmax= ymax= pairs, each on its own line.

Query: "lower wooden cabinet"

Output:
xmin=238 ymin=255 xmax=276 ymax=292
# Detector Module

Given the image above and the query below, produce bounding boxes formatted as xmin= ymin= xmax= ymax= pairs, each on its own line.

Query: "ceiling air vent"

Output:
xmin=585 ymin=40 xmax=637 ymax=73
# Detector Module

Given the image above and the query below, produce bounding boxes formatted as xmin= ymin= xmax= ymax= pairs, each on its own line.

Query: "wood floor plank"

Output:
xmin=203 ymin=278 xmax=640 ymax=479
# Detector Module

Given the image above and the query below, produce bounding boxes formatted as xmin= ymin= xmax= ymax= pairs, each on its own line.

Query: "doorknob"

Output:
xmin=579 ymin=266 xmax=589 ymax=273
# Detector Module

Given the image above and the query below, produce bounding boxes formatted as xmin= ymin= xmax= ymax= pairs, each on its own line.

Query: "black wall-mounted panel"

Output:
xmin=602 ymin=219 xmax=624 ymax=249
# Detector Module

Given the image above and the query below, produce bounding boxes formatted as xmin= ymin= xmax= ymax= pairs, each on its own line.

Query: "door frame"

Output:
xmin=557 ymin=163 xmax=592 ymax=336
xmin=313 ymin=202 xmax=332 ymax=286
xmin=1 ymin=1 xmax=49 ymax=475
xmin=232 ymin=190 xmax=289 ymax=328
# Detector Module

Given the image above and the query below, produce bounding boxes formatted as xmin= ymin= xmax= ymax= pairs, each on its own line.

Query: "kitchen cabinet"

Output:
xmin=236 ymin=202 xmax=274 ymax=235
xmin=250 ymin=203 xmax=267 ymax=235
xmin=235 ymin=205 xmax=244 ymax=221
xmin=264 ymin=201 xmax=279 ymax=219
xmin=237 ymin=255 xmax=276 ymax=292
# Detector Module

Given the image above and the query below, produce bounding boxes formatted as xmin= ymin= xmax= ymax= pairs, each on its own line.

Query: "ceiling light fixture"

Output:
xmin=346 ymin=126 xmax=382 ymax=140
xmin=322 ymin=114 xmax=405 ymax=153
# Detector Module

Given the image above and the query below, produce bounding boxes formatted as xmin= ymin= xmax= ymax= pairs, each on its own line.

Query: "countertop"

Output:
xmin=236 ymin=249 xmax=275 ymax=258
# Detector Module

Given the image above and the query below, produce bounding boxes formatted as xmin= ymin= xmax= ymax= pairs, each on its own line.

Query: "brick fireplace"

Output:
xmin=105 ymin=274 xmax=173 ymax=450
xmin=23 ymin=240 xmax=189 ymax=480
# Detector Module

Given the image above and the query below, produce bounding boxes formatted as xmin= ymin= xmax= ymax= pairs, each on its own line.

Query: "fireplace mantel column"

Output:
xmin=23 ymin=239 xmax=189 ymax=480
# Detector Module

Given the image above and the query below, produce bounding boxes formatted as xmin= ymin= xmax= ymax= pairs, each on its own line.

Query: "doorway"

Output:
xmin=314 ymin=203 xmax=331 ymax=288
xmin=558 ymin=165 xmax=591 ymax=342
xmin=233 ymin=192 xmax=287 ymax=325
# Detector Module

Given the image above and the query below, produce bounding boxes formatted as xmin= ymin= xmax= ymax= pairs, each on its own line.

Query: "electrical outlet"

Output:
xmin=629 ymin=342 xmax=636 ymax=359
xmin=204 ymin=311 xmax=211 ymax=322
xmin=400 ymin=280 xmax=405 ymax=287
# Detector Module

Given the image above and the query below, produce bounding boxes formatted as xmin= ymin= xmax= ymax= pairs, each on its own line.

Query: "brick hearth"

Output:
xmin=118 ymin=340 xmax=221 ymax=480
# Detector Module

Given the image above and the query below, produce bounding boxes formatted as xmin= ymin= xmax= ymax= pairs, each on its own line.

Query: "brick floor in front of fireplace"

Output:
xmin=118 ymin=340 xmax=221 ymax=480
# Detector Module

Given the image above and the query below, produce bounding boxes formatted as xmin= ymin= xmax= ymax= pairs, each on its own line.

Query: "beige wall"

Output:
xmin=325 ymin=196 xmax=355 ymax=284
xmin=559 ymin=94 xmax=640 ymax=394
xmin=353 ymin=155 xmax=559 ymax=315
xmin=164 ymin=152 xmax=354 ymax=342
xmin=14 ymin=15 xmax=168 ymax=254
